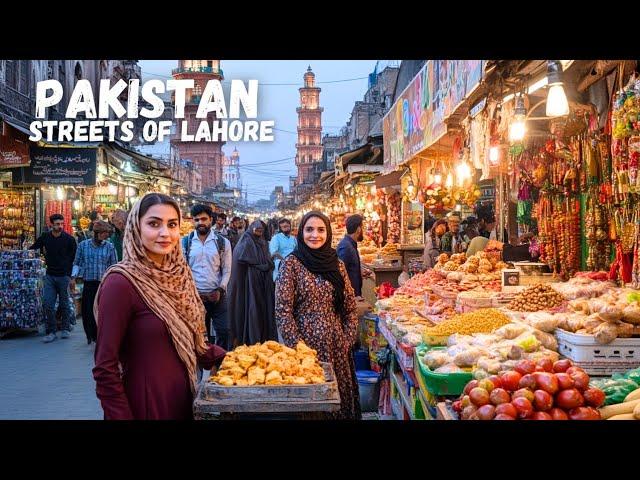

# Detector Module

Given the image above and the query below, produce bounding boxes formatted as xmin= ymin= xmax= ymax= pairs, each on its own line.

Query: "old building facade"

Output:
xmin=170 ymin=60 xmax=225 ymax=190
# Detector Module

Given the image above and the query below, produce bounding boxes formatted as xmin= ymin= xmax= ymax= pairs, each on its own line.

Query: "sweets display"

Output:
xmin=210 ymin=340 xmax=325 ymax=386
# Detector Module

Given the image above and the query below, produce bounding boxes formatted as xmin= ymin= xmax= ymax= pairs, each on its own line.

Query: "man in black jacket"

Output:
xmin=337 ymin=214 xmax=372 ymax=298
xmin=30 ymin=213 xmax=77 ymax=343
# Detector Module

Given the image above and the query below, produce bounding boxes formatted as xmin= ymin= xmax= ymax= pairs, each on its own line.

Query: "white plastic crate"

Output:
xmin=555 ymin=328 xmax=640 ymax=375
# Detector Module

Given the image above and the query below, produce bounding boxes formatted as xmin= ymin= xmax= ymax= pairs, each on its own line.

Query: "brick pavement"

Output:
xmin=0 ymin=328 xmax=102 ymax=420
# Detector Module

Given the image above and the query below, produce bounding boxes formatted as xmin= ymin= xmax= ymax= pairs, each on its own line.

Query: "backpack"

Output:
xmin=182 ymin=231 xmax=226 ymax=276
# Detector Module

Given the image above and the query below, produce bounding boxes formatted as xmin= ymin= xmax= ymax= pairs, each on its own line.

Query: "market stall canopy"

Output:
xmin=375 ymin=169 xmax=404 ymax=188
xmin=1 ymin=117 xmax=33 ymax=137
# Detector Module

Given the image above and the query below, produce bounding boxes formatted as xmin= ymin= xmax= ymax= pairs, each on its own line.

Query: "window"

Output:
xmin=74 ymin=62 xmax=83 ymax=83
xmin=207 ymin=61 xmax=212 ymax=68
xmin=5 ymin=60 xmax=18 ymax=89
xmin=59 ymin=62 xmax=66 ymax=90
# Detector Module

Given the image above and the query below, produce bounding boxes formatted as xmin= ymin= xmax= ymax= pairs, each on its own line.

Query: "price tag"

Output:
xmin=502 ymin=269 xmax=520 ymax=293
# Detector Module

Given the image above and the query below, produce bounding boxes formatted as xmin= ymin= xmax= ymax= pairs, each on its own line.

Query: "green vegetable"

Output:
xmin=627 ymin=292 xmax=640 ymax=303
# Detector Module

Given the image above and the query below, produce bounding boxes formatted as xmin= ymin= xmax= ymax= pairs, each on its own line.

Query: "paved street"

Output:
xmin=0 ymin=327 xmax=102 ymax=420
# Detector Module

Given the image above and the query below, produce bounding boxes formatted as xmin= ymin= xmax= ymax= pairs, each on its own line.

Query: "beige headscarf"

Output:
xmin=94 ymin=193 xmax=207 ymax=393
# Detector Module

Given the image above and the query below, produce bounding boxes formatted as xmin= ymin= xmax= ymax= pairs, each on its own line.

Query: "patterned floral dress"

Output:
xmin=275 ymin=255 xmax=361 ymax=420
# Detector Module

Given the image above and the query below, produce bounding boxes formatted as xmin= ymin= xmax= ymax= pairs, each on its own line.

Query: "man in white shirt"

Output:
xmin=182 ymin=204 xmax=232 ymax=349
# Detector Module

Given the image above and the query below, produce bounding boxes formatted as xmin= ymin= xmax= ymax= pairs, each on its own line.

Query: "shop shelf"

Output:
xmin=391 ymin=371 xmax=415 ymax=420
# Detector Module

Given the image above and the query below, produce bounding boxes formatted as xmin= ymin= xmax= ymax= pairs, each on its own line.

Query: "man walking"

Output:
xmin=109 ymin=209 xmax=128 ymax=261
xmin=183 ymin=204 xmax=232 ymax=349
xmin=29 ymin=214 xmax=77 ymax=343
xmin=336 ymin=214 xmax=372 ymax=298
xmin=269 ymin=218 xmax=297 ymax=282
xmin=70 ymin=220 xmax=117 ymax=345
xmin=226 ymin=216 xmax=242 ymax=250
xmin=213 ymin=212 xmax=228 ymax=236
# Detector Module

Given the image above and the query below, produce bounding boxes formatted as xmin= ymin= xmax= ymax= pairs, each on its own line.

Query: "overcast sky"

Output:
xmin=138 ymin=60 xmax=381 ymax=202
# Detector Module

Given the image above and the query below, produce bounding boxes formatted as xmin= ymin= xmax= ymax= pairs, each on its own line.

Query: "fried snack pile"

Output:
xmin=210 ymin=340 xmax=325 ymax=386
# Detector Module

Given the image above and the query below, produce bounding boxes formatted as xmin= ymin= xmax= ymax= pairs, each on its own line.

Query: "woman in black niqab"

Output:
xmin=227 ymin=220 xmax=277 ymax=346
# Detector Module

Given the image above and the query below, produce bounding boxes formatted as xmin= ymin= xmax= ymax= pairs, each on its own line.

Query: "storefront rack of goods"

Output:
xmin=0 ymin=250 xmax=44 ymax=332
xmin=0 ymin=190 xmax=35 ymax=250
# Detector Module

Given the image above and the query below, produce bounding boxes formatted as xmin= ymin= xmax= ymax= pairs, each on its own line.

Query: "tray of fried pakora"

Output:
xmin=203 ymin=340 xmax=339 ymax=403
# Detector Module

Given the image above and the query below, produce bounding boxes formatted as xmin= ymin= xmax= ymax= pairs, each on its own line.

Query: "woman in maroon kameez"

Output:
xmin=92 ymin=193 xmax=226 ymax=420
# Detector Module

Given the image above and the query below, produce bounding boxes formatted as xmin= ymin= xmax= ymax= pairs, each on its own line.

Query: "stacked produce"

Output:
xmin=380 ymin=242 xmax=399 ymax=258
xmin=210 ymin=340 xmax=325 ymax=386
xmin=421 ymin=319 xmax=560 ymax=376
xmin=560 ymin=288 xmax=640 ymax=343
xmin=386 ymin=191 xmax=401 ymax=244
xmin=358 ymin=244 xmax=379 ymax=265
xmin=551 ymin=274 xmax=615 ymax=300
xmin=394 ymin=269 xmax=444 ymax=296
xmin=507 ymin=284 xmax=566 ymax=312
xmin=434 ymin=251 xmax=507 ymax=284
xmin=590 ymin=367 xmax=640 ymax=406
xmin=452 ymin=359 xmax=605 ymax=420
xmin=423 ymin=309 xmax=511 ymax=337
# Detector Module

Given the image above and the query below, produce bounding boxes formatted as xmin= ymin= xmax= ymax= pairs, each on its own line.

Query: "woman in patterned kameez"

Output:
xmin=275 ymin=211 xmax=361 ymax=420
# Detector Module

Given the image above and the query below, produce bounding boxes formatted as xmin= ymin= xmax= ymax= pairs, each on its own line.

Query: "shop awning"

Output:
xmin=375 ymin=169 xmax=404 ymax=188
xmin=1 ymin=117 xmax=33 ymax=137
xmin=338 ymin=144 xmax=369 ymax=167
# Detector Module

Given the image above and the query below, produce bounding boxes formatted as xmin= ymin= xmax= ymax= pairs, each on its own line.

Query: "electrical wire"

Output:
xmin=141 ymin=70 xmax=368 ymax=86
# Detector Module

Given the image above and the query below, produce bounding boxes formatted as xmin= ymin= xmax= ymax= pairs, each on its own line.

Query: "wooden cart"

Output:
xmin=194 ymin=362 xmax=341 ymax=419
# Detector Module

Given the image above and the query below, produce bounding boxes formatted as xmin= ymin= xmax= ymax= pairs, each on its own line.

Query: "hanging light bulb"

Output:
xmin=406 ymin=177 xmax=415 ymax=198
xmin=445 ymin=173 xmax=453 ymax=189
xmin=56 ymin=186 xmax=64 ymax=200
xmin=73 ymin=199 xmax=81 ymax=211
xmin=545 ymin=60 xmax=569 ymax=117
xmin=370 ymin=184 xmax=376 ymax=195
xmin=509 ymin=95 xmax=527 ymax=142
xmin=434 ymin=174 xmax=442 ymax=185
xmin=456 ymin=161 xmax=472 ymax=186
xmin=124 ymin=161 xmax=133 ymax=173
xmin=489 ymin=146 xmax=500 ymax=166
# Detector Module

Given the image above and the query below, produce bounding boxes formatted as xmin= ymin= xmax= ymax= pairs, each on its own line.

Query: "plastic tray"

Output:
xmin=555 ymin=328 xmax=640 ymax=375
xmin=414 ymin=345 xmax=472 ymax=397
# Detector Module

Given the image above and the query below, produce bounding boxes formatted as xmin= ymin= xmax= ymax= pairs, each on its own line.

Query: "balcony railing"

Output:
xmin=172 ymin=66 xmax=223 ymax=76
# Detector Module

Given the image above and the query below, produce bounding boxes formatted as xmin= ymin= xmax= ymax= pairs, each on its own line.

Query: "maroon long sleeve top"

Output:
xmin=93 ymin=273 xmax=226 ymax=420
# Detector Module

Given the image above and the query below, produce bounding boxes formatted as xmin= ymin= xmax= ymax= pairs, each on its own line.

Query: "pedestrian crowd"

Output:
xmin=30 ymin=192 xmax=374 ymax=420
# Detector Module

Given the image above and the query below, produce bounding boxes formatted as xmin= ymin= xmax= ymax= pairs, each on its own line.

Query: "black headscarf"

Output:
xmin=292 ymin=211 xmax=346 ymax=316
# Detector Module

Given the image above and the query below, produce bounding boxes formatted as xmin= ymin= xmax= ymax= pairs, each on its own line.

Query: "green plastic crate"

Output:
xmin=415 ymin=345 xmax=473 ymax=397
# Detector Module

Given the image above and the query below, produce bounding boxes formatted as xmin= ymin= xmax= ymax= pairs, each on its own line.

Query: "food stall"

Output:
xmin=193 ymin=341 xmax=341 ymax=419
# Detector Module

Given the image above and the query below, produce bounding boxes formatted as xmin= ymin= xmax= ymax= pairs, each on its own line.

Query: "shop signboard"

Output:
xmin=0 ymin=122 xmax=31 ymax=168
xmin=383 ymin=60 xmax=485 ymax=169
xmin=12 ymin=146 xmax=97 ymax=186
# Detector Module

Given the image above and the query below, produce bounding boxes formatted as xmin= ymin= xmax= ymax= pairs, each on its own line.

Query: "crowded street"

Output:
xmin=2 ymin=59 xmax=640 ymax=422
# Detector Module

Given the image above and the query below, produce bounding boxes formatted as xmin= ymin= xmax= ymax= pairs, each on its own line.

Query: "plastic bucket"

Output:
xmin=353 ymin=349 xmax=371 ymax=371
xmin=356 ymin=370 xmax=381 ymax=412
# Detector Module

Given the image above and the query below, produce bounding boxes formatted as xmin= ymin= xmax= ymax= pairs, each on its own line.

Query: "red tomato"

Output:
xmin=495 ymin=403 xmax=518 ymax=418
xmin=583 ymin=388 xmax=606 ymax=408
xmin=499 ymin=371 xmax=522 ymax=392
xmin=555 ymin=389 xmax=585 ymax=409
xmin=549 ymin=408 xmax=569 ymax=420
xmin=511 ymin=397 xmax=533 ymax=419
xmin=552 ymin=359 xmax=572 ymax=373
